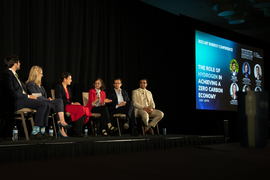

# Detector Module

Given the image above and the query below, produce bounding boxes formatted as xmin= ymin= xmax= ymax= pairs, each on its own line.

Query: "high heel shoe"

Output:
xmin=58 ymin=122 xmax=72 ymax=129
xmin=57 ymin=131 xmax=70 ymax=138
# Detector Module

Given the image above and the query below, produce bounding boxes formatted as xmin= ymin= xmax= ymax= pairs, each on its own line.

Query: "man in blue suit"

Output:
xmin=107 ymin=78 xmax=139 ymax=136
xmin=1 ymin=54 xmax=51 ymax=140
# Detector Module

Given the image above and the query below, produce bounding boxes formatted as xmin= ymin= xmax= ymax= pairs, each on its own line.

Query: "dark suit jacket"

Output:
xmin=55 ymin=83 xmax=72 ymax=106
xmin=26 ymin=81 xmax=50 ymax=101
xmin=106 ymin=89 xmax=130 ymax=111
xmin=1 ymin=69 xmax=29 ymax=109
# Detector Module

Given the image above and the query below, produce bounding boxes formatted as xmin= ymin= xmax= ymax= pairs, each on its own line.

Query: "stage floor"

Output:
xmin=0 ymin=137 xmax=269 ymax=180
xmin=0 ymin=134 xmax=225 ymax=164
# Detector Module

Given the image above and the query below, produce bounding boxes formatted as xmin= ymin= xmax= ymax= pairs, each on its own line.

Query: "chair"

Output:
xmin=113 ymin=113 xmax=126 ymax=136
xmin=82 ymin=92 xmax=101 ymax=136
xmin=14 ymin=108 xmax=36 ymax=140
xmin=136 ymin=116 xmax=160 ymax=136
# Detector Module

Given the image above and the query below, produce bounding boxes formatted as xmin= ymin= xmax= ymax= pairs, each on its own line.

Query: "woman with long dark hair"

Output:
xmin=55 ymin=72 xmax=91 ymax=137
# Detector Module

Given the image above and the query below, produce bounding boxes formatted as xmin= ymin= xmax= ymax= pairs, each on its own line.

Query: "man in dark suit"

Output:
xmin=1 ymin=54 xmax=51 ymax=140
xmin=107 ymin=78 xmax=139 ymax=136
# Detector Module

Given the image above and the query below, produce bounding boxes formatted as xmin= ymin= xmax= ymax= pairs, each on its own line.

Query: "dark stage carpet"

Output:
xmin=0 ymin=134 xmax=224 ymax=164
xmin=0 ymin=138 xmax=269 ymax=180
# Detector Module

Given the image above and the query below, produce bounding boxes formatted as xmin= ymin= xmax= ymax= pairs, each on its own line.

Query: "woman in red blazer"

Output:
xmin=86 ymin=78 xmax=117 ymax=136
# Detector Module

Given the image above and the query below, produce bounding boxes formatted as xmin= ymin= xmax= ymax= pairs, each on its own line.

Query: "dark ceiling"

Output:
xmin=140 ymin=0 xmax=270 ymax=43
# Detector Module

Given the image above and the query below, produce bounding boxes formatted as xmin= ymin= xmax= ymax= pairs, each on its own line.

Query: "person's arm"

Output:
xmin=148 ymin=91 xmax=155 ymax=109
xmin=102 ymin=91 xmax=112 ymax=105
xmin=123 ymin=90 xmax=130 ymax=102
xmin=132 ymin=90 xmax=144 ymax=109
xmin=106 ymin=91 xmax=116 ymax=110
xmin=89 ymin=89 xmax=98 ymax=106
xmin=55 ymin=84 xmax=71 ymax=105
xmin=2 ymin=71 xmax=28 ymax=100
xmin=26 ymin=82 xmax=49 ymax=101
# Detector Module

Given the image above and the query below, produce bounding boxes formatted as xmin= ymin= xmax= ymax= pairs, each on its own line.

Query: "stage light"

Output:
xmin=217 ymin=3 xmax=235 ymax=16
xmin=212 ymin=0 xmax=236 ymax=16
xmin=251 ymin=0 xmax=270 ymax=8
xmin=228 ymin=12 xmax=246 ymax=24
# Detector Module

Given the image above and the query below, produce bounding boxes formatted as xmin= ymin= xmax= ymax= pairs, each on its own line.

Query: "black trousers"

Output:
xmin=74 ymin=115 xmax=87 ymax=134
xmin=109 ymin=100 xmax=137 ymax=127
xmin=91 ymin=105 xmax=111 ymax=129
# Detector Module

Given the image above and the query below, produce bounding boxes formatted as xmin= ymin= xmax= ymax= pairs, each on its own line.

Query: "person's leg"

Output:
xmin=137 ymin=109 xmax=149 ymax=126
xmin=92 ymin=106 xmax=117 ymax=135
xmin=19 ymin=98 xmax=48 ymax=127
xmin=74 ymin=115 xmax=87 ymax=135
xmin=148 ymin=109 xmax=164 ymax=128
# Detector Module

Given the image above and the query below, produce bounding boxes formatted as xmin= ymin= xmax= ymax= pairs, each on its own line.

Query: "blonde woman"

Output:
xmin=25 ymin=65 xmax=72 ymax=138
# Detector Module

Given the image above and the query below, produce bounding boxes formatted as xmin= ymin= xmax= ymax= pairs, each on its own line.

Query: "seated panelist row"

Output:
xmin=2 ymin=54 xmax=164 ymax=139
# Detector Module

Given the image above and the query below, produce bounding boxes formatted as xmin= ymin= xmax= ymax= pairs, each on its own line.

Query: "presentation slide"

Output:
xmin=196 ymin=30 xmax=264 ymax=111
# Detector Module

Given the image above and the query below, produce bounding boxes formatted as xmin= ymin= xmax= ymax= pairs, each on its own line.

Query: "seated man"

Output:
xmin=132 ymin=78 xmax=164 ymax=135
xmin=107 ymin=78 xmax=140 ymax=136
xmin=1 ymin=54 xmax=51 ymax=140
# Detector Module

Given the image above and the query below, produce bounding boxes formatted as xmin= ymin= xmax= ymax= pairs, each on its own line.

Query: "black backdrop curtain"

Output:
xmin=0 ymin=0 xmax=142 ymax=97
xmin=0 ymin=0 xmax=183 ymax=133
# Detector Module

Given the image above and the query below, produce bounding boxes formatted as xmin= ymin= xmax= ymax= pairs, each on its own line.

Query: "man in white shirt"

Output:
xmin=132 ymin=79 xmax=164 ymax=135
xmin=107 ymin=78 xmax=140 ymax=136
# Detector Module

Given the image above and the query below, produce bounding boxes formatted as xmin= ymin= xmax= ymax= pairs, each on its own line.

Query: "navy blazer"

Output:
xmin=26 ymin=81 xmax=50 ymax=101
xmin=106 ymin=89 xmax=130 ymax=111
xmin=55 ymin=83 xmax=72 ymax=106
xmin=1 ymin=69 xmax=29 ymax=109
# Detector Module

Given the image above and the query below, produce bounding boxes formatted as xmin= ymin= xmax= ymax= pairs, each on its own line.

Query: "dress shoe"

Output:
xmin=143 ymin=126 xmax=148 ymax=135
xmin=123 ymin=123 xmax=129 ymax=129
xmin=30 ymin=132 xmax=44 ymax=140
xmin=147 ymin=127 xmax=154 ymax=135
xmin=42 ymin=132 xmax=52 ymax=140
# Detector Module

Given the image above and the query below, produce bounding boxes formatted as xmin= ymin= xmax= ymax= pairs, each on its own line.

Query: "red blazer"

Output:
xmin=86 ymin=88 xmax=106 ymax=112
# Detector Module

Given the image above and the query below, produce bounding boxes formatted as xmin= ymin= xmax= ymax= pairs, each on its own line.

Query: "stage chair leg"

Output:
xmin=52 ymin=114 xmax=57 ymax=138
xmin=116 ymin=118 xmax=121 ymax=136
xmin=156 ymin=123 xmax=159 ymax=135
xmin=20 ymin=112 xmax=29 ymax=141
xmin=90 ymin=120 xmax=94 ymax=136
xmin=140 ymin=119 xmax=145 ymax=136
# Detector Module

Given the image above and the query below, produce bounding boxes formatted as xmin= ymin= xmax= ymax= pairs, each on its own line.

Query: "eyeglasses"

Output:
xmin=114 ymin=83 xmax=122 ymax=84
xmin=95 ymin=83 xmax=101 ymax=85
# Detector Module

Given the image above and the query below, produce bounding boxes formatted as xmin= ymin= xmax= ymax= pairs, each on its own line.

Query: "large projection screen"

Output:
xmin=195 ymin=30 xmax=264 ymax=111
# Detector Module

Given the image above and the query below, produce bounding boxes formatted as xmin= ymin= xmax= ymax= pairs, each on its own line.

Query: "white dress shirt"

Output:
xmin=114 ymin=88 xmax=124 ymax=108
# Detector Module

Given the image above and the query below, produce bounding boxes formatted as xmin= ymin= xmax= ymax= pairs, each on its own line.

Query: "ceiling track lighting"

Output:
xmin=212 ymin=0 xmax=237 ymax=16
xmin=250 ymin=0 xmax=270 ymax=17
xmin=212 ymin=0 xmax=269 ymax=24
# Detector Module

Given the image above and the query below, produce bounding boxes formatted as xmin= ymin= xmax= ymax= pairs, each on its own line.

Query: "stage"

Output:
xmin=0 ymin=135 xmax=269 ymax=179
xmin=0 ymin=134 xmax=225 ymax=164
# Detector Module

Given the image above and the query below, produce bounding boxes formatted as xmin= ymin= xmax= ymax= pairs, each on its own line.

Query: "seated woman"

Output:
xmin=25 ymin=66 xmax=72 ymax=138
xmin=86 ymin=78 xmax=117 ymax=136
xmin=55 ymin=72 xmax=91 ymax=137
